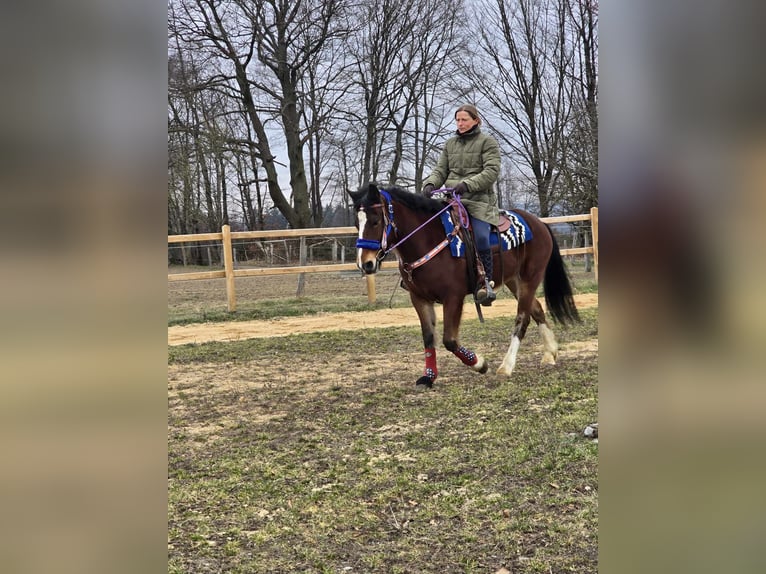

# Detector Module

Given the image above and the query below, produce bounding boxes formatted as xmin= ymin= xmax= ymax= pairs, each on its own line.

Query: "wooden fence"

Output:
xmin=168 ymin=207 xmax=598 ymax=311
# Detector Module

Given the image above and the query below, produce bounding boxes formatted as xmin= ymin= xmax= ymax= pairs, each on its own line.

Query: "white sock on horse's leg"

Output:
xmin=539 ymin=323 xmax=559 ymax=365
xmin=497 ymin=335 xmax=521 ymax=376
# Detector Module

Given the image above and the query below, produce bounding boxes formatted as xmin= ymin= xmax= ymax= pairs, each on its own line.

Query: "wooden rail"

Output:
xmin=168 ymin=207 xmax=598 ymax=311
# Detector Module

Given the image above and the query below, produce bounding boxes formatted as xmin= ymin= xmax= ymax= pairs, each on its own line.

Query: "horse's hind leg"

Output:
xmin=497 ymin=282 xmax=538 ymax=377
xmin=531 ymin=299 xmax=559 ymax=365
xmin=441 ymin=296 xmax=489 ymax=375
xmin=410 ymin=293 xmax=439 ymax=388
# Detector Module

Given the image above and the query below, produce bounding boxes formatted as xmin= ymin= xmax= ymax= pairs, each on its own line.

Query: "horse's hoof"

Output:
xmin=415 ymin=376 xmax=434 ymax=389
xmin=541 ymin=353 xmax=556 ymax=366
xmin=496 ymin=365 xmax=513 ymax=377
xmin=477 ymin=358 xmax=489 ymax=374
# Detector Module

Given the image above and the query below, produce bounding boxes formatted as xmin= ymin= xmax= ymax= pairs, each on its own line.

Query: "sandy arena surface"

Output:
xmin=168 ymin=293 xmax=598 ymax=346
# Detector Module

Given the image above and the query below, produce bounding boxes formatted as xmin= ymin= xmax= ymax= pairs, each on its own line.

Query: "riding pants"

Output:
xmin=471 ymin=216 xmax=492 ymax=251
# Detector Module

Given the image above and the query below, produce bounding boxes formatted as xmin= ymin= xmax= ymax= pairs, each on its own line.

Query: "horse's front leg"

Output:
xmin=442 ymin=296 xmax=489 ymax=375
xmin=409 ymin=292 xmax=438 ymax=389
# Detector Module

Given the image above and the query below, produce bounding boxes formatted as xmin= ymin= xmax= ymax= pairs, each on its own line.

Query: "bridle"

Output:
xmin=355 ymin=189 xmax=397 ymax=259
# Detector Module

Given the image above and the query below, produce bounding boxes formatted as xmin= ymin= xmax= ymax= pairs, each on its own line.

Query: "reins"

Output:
xmin=356 ymin=188 xmax=469 ymax=267
xmin=399 ymin=189 xmax=470 ymax=280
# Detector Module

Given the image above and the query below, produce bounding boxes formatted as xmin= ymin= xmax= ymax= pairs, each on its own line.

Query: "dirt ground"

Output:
xmin=168 ymin=269 xmax=599 ymax=573
xmin=168 ymin=292 xmax=598 ymax=346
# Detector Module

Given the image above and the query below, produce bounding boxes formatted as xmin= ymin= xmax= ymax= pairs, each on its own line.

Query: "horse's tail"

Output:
xmin=543 ymin=224 xmax=580 ymax=324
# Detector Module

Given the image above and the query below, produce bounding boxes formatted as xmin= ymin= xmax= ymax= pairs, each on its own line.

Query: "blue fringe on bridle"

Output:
xmin=355 ymin=238 xmax=383 ymax=250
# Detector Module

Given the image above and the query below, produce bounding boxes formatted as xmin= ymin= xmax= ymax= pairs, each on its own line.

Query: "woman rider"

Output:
xmin=421 ymin=104 xmax=501 ymax=305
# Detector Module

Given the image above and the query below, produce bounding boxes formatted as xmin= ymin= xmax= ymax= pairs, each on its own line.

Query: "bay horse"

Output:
xmin=349 ymin=183 xmax=579 ymax=388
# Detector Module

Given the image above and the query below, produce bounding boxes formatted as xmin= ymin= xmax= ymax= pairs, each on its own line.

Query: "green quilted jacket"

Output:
xmin=423 ymin=127 xmax=501 ymax=225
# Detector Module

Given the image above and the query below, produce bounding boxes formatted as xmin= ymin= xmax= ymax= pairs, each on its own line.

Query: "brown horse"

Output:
xmin=349 ymin=183 xmax=579 ymax=388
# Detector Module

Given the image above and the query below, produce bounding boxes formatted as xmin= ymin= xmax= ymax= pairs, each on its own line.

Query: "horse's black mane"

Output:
xmin=366 ymin=184 xmax=445 ymax=214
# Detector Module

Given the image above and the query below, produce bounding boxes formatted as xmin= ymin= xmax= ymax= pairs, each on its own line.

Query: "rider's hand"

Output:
xmin=454 ymin=182 xmax=469 ymax=195
xmin=421 ymin=183 xmax=435 ymax=196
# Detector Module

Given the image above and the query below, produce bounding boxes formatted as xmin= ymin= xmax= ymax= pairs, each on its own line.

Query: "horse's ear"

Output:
xmin=348 ymin=182 xmax=379 ymax=206
xmin=366 ymin=182 xmax=380 ymax=201
xmin=347 ymin=187 xmax=364 ymax=202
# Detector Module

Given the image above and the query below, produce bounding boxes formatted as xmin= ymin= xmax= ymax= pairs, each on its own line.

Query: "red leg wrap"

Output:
xmin=455 ymin=345 xmax=478 ymax=366
xmin=424 ymin=347 xmax=437 ymax=381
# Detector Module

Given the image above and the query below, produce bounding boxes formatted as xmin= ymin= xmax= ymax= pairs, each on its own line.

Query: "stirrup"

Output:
xmin=476 ymin=280 xmax=496 ymax=306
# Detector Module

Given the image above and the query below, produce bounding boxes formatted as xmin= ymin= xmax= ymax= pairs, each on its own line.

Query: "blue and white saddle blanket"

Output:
xmin=440 ymin=209 xmax=533 ymax=257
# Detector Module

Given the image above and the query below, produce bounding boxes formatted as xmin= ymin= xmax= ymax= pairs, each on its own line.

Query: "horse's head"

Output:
xmin=348 ymin=183 xmax=390 ymax=275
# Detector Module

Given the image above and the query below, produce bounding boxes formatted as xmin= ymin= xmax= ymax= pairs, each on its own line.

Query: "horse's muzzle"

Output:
xmin=361 ymin=259 xmax=378 ymax=275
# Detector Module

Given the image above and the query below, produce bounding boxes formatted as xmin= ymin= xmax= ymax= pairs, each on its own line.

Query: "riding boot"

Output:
xmin=477 ymin=249 xmax=496 ymax=306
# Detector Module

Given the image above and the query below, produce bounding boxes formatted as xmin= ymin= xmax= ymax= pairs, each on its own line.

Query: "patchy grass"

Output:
xmin=168 ymin=269 xmax=405 ymax=327
xmin=567 ymin=264 xmax=599 ymax=294
xmin=168 ymin=296 xmax=385 ymax=327
xmin=168 ymin=309 xmax=598 ymax=573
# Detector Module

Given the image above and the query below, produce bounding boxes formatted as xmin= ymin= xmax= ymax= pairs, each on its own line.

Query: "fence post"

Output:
xmin=366 ymin=274 xmax=376 ymax=305
xmin=590 ymin=207 xmax=599 ymax=281
xmin=222 ymin=224 xmax=237 ymax=312
xmin=296 ymin=236 xmax=307 ymax=296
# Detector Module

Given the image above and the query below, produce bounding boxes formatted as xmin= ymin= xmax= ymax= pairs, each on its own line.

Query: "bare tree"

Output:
xmin=344 ymin=0 xmax=414 ymax=185
xmin=473 ymin=0 xmax=576 ymax=216
xmin=168 ymin=48 xmax=229 ymax=238
xmin=341 ymin=0 xmax=464 ymax=189
xmin=241 ymin=0 xmax=352 ymax=226
xmin=560 ymin=0 xmax=598 ymax=214
xmin=167 ymin=0 xmax=596 ymax=231
xmin=387 ymin=0 xmax=463 ymax=188
xmin=168 ymin=53 xmax=200 ymax=237
xmin=171 ymin=0 xmax=350 ymax=228
xmin=298 ymin=19 xmax=355 ymax=224
xmin=410 ymin=22 xmax=464 ymax=190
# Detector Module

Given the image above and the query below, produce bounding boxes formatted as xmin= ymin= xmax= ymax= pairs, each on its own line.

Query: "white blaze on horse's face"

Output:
xmin=356 ymin=209 xmax=380 ymax=274
xmin=356 ymin=210 xmax=369 ymax=268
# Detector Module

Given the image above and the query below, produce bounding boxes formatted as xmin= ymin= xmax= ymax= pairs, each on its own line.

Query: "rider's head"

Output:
xmin=455 ymin=104 xmax=481 ymax=134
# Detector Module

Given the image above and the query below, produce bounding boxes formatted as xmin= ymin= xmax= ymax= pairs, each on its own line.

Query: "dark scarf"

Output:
xmin=456 ymin=125 xmax=480 ymax=138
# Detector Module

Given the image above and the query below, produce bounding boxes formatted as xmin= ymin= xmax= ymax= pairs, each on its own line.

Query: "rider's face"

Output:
xmin=455 ymin=111 xmax=479 ymax=134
